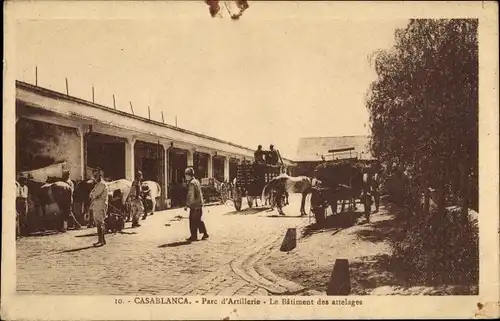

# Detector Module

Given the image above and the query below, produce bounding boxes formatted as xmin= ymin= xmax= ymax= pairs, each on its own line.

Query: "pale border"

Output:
xmin=2 ymin=1 xmax=499 ymax=320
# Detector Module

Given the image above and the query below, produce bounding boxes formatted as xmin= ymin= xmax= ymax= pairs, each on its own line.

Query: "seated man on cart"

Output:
xmin=254 ymin=145 xmax=266 ymax=164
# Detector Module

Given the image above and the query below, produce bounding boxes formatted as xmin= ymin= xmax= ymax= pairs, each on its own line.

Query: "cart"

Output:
xmin=310 ymin=156 xmax=378 ymax=224
xmin=200 ymin=178 xmax=229 ymax=205
xmin=231 ymin=162 xmax=284 ymax=211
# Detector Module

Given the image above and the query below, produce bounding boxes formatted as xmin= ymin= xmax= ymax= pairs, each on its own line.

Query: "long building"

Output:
xmin=293 ymin=135 xmax=373 ymax=177
xmin=15 ymin=80 xmax=295 ymax=209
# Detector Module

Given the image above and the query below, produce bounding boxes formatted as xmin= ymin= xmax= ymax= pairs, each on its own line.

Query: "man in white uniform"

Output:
xmin=89 ymin=168 xmax=108 ymax=247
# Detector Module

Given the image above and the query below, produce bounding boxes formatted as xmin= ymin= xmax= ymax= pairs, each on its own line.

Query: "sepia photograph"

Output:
xmin=2 ymin=1 xmax=499 ymax=320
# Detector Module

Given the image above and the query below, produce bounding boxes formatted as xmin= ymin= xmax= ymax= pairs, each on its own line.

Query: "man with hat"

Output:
xmin=128 ymin=171 xmax=144 ymax=228
xmin=184 ymin=167 xmax=209 ymax=242
xmin=89 ymin=167 xmax=108 ymax=247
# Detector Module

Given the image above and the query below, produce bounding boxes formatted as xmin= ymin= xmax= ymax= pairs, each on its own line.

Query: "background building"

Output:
xmin=293 ymin=135 xmax=372 ymax=177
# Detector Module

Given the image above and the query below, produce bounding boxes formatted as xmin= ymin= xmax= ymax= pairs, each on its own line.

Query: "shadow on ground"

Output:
xmin=224 ymin=207 xmax=269 ymax=216
xmin=25 ymin=230 xmax=61 ymax=237
xmin=158 ymin=240 xmax=192 ymax=248
xmin=74 ymin=232 xmax=98 ymax=237
xmin=263 ymin=214 xmax=306 ymax=218
xmin=349 ymin=254 xmax=401 ymax=295
xmin=301 ymin=211 xmax=363 ymax=238
xmin=59 ymin=245 xmax=97 ymax=253
xmin=353 ymin=216 xmax=399 ymax=243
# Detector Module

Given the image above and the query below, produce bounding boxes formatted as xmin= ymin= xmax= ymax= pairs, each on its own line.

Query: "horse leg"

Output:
xmin=276 ymin=191 xmax=285 ymax=216
xmin=374 ymin=190 xmax=380 ymax=213
xmin=300 ymin=192 xmax=307 ymax=216
xmin=57 ymin=201 xmax=68 ymax=232
xmin=330 ymin=199 xmax=337 ymax=215
xmin=64 ymin=197 xmax=81 ymax=229
xmin=39 ymin=202 xmax=47 ymax=231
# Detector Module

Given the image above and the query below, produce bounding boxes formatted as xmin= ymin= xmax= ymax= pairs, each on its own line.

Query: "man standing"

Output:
xmin=129 ymin=171 xmax=144 ymax=228
xmin=268 ymin=145 xmax=279 ymax=165
xmin=17 ymin=175 xmax=29 ymax=236
xmin=89 ymin=168 xmax=108 ymax=247
xmin=184 ymin=167 xmax=209 ymax=242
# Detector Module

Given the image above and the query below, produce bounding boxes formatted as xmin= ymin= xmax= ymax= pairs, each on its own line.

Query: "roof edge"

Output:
xmin=16 ymin=80 xmax=291 ymax=161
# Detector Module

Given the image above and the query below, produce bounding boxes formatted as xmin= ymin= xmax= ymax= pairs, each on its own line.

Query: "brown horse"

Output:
xmin=26 ymin=178 xmax=79 ymax=231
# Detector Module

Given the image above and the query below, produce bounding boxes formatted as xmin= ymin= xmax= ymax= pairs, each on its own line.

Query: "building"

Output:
xmin=15 ymin=81 xmax=295 ymax=209
xmin=293 ymin=135 xmax=372 ymax=177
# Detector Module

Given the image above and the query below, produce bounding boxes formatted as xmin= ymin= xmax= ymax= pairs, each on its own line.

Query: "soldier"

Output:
xmin=89 ymin=168 xmax=108 ymax=247
xmin=129 ymin=171 xmax=144 ymax=228
xmin=254 ymin=145 xmax=265 ymax=164
xmin=184 ymin=167 xmax=209 ymax=242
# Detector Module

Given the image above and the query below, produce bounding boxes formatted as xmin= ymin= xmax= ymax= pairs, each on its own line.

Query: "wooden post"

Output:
xmin=92 ymin=86 xmax=95 ymax=103
xmin=129 ymin=101 xmax=134 ymax=115
xmin=161 ymin=111 xmax=165 ymax=124
xmin=148 ymin=106 xmax=151 ymax=120
xmin=65 ymin=78 xmax=69 ymax=95
xmin=35 ymin=66 xmax=38 ymax=86
xmin=83 ymin=125 xmax=92 ymax=179
xmin=113 ymin=95 xmax=116 ymax=109
xmin=280 ymin=228 xmax=297 ymax=252
xmin=326 ymin=259 xmax=351 ymax=295
xmin=175 ymin=116 xmax=178 ymax=127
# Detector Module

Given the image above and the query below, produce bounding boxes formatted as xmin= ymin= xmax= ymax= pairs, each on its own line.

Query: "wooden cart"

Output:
xmin=310 ymin=157 xmax=377 ymax=223
xmin=231 ymin=162 xmax=283 ymax=211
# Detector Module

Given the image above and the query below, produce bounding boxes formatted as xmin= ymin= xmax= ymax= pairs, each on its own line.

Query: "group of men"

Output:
xmin=254 ymin=144 xmax=280 ymax=165
xmin=91 ymin=166 xmax=209 ymax=245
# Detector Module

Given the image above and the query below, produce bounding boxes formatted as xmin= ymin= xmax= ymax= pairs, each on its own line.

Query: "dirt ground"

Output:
xmin=263 ymin=201 xmax=479 ymax=295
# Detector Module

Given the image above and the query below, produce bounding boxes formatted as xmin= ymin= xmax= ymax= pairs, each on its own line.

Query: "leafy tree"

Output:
xmin=366 ymin=19 xmax=478 ymax=216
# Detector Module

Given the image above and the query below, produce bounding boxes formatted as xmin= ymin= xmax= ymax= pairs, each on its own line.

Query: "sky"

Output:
xmin=14 ymin=1 xmax=408 ymax=158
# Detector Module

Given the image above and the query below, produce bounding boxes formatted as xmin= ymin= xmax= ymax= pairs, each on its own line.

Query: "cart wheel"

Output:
xmin=247 ymin=196 xmax=255 ymax=208
xmin=220 ymin=184 xmax=228 ymax=204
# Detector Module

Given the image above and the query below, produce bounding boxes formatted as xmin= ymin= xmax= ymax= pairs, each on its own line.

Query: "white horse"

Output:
xmin=261 ymin=173 xmax=314 ymax=215
xmin=141 ymin=180 xmax=161 ymax=216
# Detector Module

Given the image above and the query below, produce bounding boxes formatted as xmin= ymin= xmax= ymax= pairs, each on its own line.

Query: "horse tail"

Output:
xmin=261 ymin=183 xmax=269 ymax=204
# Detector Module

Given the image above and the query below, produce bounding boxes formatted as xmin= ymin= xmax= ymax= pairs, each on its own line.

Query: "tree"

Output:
xmin=366 ymin=19 xmax=478 ymax=216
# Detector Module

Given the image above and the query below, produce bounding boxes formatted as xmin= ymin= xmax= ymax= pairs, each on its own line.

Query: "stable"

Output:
xmin=15 ymin=81 xmax=295 ymax=210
